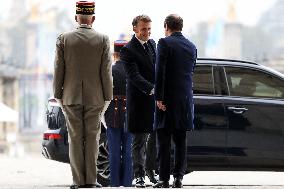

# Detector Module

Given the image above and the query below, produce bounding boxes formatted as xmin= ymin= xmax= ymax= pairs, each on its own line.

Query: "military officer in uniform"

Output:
xmin=53 ymin=1 xmax=112 ymax=188
xmin=105 ymin=40 xmax=133 ymax=187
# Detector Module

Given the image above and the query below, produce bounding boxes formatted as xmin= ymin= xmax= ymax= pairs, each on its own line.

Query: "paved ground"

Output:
xmin=1 ymin=187 xmax=284 ymax=189
xmin=1 ymin=154 xmax=284 ymax=189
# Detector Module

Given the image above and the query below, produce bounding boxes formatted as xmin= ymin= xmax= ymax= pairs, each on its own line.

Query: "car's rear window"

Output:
xmin=225 ymin=66 xmax=284 ymax=99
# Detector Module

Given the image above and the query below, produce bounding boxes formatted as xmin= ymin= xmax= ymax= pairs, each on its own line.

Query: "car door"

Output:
xmin=188 ymin=64 xmax=229 ymax=169
xmin=223 ymin=65 xmax=284 ymax=168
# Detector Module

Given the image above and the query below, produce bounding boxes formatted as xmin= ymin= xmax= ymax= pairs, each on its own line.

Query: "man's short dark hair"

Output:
xmin=164 ymin=14 xmax=183 ymax=31
xmin=132 ymin=15 xmax=152 ymax=27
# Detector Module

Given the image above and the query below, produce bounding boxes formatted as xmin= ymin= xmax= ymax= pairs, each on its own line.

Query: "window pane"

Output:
xmin=225 ymin=67 xmax=284 ymax=98
xmin=193 ymin=66 xmax=214 ymax=95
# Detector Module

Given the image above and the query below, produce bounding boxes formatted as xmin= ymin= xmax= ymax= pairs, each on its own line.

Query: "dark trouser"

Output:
xmin=157 ymin=128 xmax=187 ymax=182
xmin=145 ymin=131 xmax=157 ymax=171
xmin=107 ymin=127 xmax=133 ymax=187
xmin=132 ymin=132 xmax=156 ymax=178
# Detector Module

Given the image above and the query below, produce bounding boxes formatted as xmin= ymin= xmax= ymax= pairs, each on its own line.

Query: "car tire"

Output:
xmin=97 ymin=133 xmax=110 ymax=186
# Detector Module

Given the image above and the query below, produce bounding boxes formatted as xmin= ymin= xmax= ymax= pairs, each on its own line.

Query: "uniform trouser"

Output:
xmin=132 ymin=132 xmax=157 ymax=178
xmin=107 ymin=127 xmax=133 ymax=187
xmin=156 ymin=128 xmax=187 ymax=182
xmin=63 ymin=104 xmax=103 ymax=185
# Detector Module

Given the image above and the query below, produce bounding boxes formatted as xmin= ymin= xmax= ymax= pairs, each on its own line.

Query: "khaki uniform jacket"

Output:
xmin=53 ymin=25 xmax=113 ymax=105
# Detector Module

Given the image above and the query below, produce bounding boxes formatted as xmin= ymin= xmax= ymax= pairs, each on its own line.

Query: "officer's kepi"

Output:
xmin=76 ymin=1 xmax=95 ymax=15
xmin=114 ymin=40 xmax=128 ymax=53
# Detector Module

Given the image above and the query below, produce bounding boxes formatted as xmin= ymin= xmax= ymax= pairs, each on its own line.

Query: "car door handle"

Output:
xmin=227 ymin=107 xmax=248 ymax=114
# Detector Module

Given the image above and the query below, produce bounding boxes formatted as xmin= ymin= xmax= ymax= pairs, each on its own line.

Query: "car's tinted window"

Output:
xmin=225 ymin=66 xmax=284 ymax=98
xmin=193 ymin=66 xmax=214 ymax=95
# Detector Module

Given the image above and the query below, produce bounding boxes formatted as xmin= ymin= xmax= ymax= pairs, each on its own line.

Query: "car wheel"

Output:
xmin=97 ymin=133 xmax=110 ymax=186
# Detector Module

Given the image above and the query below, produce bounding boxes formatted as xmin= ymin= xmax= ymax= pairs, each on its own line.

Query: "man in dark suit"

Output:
xmin=120 ymin=15 xmax=157 ymax=188
xmin=153 ymin=14 xmax=197 ymax=188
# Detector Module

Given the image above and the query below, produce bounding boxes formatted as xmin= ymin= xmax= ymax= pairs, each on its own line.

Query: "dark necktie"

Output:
xmin=143 ymin=42 xmax=150 ymax=54
xmin=143 ymin=42 xmax=155 ymax=63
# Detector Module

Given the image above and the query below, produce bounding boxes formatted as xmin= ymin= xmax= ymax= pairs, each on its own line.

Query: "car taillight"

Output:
xmin=43 ymin=133 xmax=62 ymax=140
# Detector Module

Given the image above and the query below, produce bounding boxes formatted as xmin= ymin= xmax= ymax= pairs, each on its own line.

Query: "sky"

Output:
xmin=0 ymin=0 xmax=277 ymax=41
xmin=67 ymin=0 xmax=277 ymax=41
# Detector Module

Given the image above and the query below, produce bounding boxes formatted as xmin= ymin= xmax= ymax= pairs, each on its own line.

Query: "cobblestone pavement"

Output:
xmin=1 ymin=154 xmax=284 ymax=189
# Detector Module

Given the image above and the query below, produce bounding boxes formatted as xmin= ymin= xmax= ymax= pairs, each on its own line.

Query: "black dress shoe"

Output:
xmin=146 ymin=169 xmax=158 ymax=184
xmin=83 ymin=183 xmax=102 ymax=188
xmin=153 ymin=181 xmax=169 ymax=188
xmin=70 ymin=185 xmax=79 ymax=189
xmin=172 ymin=178 xmax=183 ymax=188
xmin=135 ymin=177 xmax=146 ymax=188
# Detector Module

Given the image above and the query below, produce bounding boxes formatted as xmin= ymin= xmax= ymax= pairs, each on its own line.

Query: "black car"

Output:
xmin=42 ymin=58 xmax=284 ymax=186
xmin=42 ymin=98 xmax=109 ymax=185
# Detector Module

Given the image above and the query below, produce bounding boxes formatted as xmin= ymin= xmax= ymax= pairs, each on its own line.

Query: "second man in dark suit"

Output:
xmin=120 ymin=15 xmax=157 ymax=187
xmin=153 ymin=14 xmax=197 ymax=188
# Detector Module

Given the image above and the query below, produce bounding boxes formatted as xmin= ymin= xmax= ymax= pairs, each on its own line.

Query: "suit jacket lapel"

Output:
xmin=131 ymin=36 xmax=145 ymax=54
xmin=131 ymin=36 xmax=154 ymax=66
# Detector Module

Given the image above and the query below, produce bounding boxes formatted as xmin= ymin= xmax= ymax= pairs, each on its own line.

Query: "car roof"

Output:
xmin=197 ymin=58 xmax=258 ymax=66
xmin=196 ymin=58 xmax=284 ymax=79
